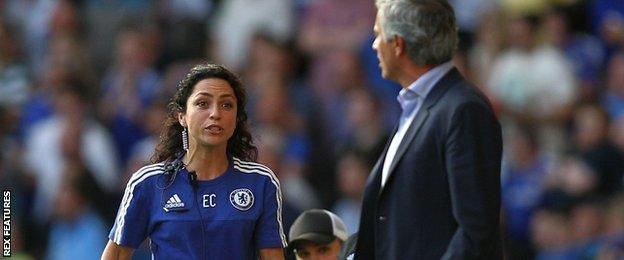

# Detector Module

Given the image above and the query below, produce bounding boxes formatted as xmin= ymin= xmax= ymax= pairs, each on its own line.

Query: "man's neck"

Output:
xmin=397 ymin=62 xmax=435 ymax=89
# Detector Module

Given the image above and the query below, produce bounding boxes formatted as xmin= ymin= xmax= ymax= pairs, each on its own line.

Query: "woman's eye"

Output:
xmin=221 ymin=103 xmax=233 ymax=109
xmin=196 ymin=101 xmax=207 ymax=108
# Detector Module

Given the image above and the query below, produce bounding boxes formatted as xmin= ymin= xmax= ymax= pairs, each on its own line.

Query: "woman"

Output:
xmin=102 ymin=64 xmax=286 ymax=259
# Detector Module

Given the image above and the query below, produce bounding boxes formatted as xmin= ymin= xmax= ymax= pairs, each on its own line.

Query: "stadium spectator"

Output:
xmin=99 ymin=23 xmax=164 ymax=164
xmin=488 ymin=13 xmax=577 ymax=153
xmin=0 ymin=18 xmax=30 ymax=108
xmin=24 ymin=80 xmax=119 ymax=224
xmin=602 ymin=52 xmax=624 ymax=120
xmin=501 ymin=123 xmax=552 ymax=259
xmin=45 ymin=163 xmax=107 ymax=260
xmin=211 ymin=0 xmax=294 ymax=71
xmin=571 ymin=103 xmax=624 ymax=196
xmin=332 ymin=151 xmax=370 ymax=235
xmin=288 ymin=209 xmax=348 ymax=260
xmin=542 ymin=7 xmax=606 ymax=98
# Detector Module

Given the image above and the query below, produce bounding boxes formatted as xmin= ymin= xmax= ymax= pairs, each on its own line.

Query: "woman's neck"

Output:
xmin=183 ymin=146 xmax=229 ymax=181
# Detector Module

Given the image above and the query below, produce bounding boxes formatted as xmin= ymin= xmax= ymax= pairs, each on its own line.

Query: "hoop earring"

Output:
xmin=182 ymin=127 xmax=189 ymax=152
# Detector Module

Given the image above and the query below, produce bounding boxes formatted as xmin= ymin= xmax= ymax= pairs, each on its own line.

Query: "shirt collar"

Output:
xmin=397 ymin=61 xmax=454 ymax=112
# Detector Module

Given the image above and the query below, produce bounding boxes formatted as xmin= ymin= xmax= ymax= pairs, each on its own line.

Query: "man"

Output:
xmin=355 ymin=0 xmax=503 ymax=259
xmin=289 ymin=209 xmax=349 ymax=260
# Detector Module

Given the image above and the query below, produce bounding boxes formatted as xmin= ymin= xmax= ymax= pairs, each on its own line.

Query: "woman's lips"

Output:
xmin=205 ymin=125 xmax=223 ymax=134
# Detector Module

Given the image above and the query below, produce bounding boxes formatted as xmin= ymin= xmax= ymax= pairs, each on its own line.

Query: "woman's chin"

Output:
xmin=196 ymin=137 xmax=228 ymax=149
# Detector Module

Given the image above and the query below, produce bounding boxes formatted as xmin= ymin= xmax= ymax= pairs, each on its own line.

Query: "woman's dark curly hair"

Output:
xmin=151 ymin=63 xmax=257 ymax=163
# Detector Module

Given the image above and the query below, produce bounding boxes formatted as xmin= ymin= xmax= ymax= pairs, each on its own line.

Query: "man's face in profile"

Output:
xmin=294 ymin=239 xmax=342 ymax=260
xmin=372 ymin=12 xmax=400 ymax=82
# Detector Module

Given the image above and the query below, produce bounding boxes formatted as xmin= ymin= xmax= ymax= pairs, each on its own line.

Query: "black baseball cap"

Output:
xmin=288 ymin=209 xmax=348 ymax=250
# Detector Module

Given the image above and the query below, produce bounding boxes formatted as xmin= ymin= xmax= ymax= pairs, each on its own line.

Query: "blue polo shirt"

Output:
xmin=109 ymin=157 xmax=287 ymax=259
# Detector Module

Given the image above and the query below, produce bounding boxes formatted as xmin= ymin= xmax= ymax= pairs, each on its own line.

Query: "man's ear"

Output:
xmin=394 ymin=35 xmax=405 ymax=57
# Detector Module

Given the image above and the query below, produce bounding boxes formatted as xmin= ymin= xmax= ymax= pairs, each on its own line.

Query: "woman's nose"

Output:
xmin=209 ymin=104 xmax=221 ymax=119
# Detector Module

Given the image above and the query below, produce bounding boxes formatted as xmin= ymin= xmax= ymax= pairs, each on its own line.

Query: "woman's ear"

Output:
xmin=177 ymin=111 xmax=187 ymax=128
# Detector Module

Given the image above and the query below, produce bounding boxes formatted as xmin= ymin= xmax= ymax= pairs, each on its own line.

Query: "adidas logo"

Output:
xmin=163 ymin=194 xmax=185 ymax=212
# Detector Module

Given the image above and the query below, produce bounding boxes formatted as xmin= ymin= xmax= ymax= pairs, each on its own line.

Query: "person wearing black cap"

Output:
xmin=289 ymin=209 xmax=349 ymax=260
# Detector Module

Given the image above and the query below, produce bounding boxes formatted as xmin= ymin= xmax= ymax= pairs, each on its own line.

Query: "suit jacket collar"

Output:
xmin=375 ymin=68 xmax=463 ymax=196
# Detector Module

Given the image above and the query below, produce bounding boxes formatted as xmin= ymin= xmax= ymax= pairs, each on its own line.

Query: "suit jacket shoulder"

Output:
xmin=439 ymin=70 xmax=494 ymax=112
xmin=430 ymin=69 xmax=498 ymax=132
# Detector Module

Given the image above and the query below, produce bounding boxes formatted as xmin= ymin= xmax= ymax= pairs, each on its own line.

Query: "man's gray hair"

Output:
xmin=376 ymin=0 xmax=458 ymax=66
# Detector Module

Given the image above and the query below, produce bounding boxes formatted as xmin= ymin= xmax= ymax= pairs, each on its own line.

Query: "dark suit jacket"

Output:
xmin=354 ymin=68 xmax=503 ymax=260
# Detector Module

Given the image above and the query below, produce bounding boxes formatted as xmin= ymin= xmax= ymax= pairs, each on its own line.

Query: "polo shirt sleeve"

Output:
xmin=108 ymin=170 xmax=155 ymax=248
xmin=254 ymin=176 xmax=287 ymax=248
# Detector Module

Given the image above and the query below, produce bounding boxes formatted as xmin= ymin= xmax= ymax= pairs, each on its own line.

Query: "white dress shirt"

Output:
xmin=381 ymin=62 xmax=454 ymax=188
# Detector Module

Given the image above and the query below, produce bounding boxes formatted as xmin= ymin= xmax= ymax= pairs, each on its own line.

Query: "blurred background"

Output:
xmin=2 ymin=0 xmax=624 ymax=259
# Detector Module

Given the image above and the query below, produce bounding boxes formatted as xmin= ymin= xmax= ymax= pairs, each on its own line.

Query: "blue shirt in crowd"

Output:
xmin=47 ymin=209 xmax=107 ymax=260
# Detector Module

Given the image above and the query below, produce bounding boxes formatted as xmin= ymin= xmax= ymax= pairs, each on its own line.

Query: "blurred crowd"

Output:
xmin=2 ymin=0 xmax=624 ymax=259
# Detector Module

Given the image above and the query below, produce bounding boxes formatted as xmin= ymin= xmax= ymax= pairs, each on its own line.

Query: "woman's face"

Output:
xmin=179 ymin=78 xmax=238 ymax=152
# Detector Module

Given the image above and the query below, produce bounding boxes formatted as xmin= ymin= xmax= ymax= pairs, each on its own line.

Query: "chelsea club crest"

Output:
xmin=230 ymin=188 xmax=254 ymax=211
